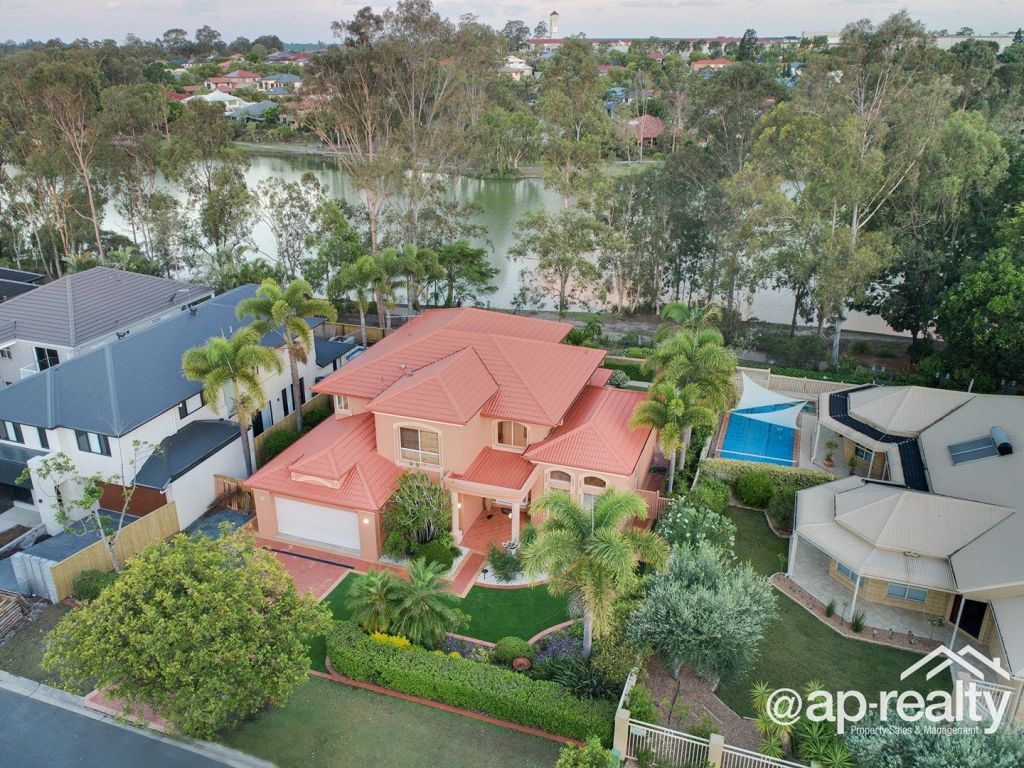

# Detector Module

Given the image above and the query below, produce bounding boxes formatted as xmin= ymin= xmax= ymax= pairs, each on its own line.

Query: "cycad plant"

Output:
xmin=236 ymin=278 xmax=337 ymax=433
xmin=523 ymin=489 xmax=669 ymax=658
xmin=347 ymin=569 xmax=402 ymax=635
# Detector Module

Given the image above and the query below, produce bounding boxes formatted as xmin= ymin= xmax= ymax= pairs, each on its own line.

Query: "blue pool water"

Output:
xmin=720 ymin=412 xmax=796 ymax=467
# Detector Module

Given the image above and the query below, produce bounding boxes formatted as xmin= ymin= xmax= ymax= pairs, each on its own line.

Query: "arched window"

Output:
xmin=547 ymin=470 xmax=572 ymax=491
xmin=497 ymin=421 xmax=529 ymax=448
xmin=582 ymin=476 xmax=607 ymax=510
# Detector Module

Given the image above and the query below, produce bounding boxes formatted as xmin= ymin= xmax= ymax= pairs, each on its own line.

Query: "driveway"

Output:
xmin=0 ymin=684 xmax=260 ymax=768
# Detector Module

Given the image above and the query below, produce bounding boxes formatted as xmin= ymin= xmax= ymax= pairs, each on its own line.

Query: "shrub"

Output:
xmin=735 ymin=471 xmax=773 ymax=508
xmin=687 ymin=476 xmax=730 ymax=514
xmin=699 ymin=458 xmax=834 ymax=491
xmin=767 ymin=485 xmax=797 ymax=529
xmin=848 ymin=339 xmax=872 ymax=356
xmin=555 ymin=737 xmax=614 ymax=767
xmin=328 ymin=621 xmax=615 ymax=742
xmin=301 ymin=404 xmax=332 ymax=431
xmin=607 ymin=369 xmax=631 ymax=388
xmin=72 ymin=569 xmax=118 ymax=602
xmin=850 ymin=611 xmax=866 ymax=633
xmin=493 ymin=636 xmax=535 ymax=665
xmin=626 ymin=683 xmax=657 ymax=723
xmin=381 ymin=472 xmax=452 ymax=558
xmin=591 ymin=628 xmax=648 ymax=690
xmin=659 ymin=498 xmax=736 ymax=551
xmin=485 ymin=543 xmax=522 ymax=583
xmin=825 ymin=599 xmax=836 ymax=618
xmin=419 ymin=539 xmax=456 ymax=572
xmin=543 ymin=656 xmax=619 ymax=700
xmin=370 ymin=632 xmax=411 ymax=649
xmin=602 ymin=358 xmax=651 ymax=382
xmin=261 ymin=428 xmax=300 ymax=461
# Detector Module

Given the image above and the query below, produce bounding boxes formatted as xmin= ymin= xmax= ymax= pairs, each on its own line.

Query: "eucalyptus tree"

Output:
xmin=254 ymin=175 xmax=328 ymax=280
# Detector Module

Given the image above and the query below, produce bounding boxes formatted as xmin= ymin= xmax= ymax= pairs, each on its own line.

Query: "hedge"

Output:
xmin=601 ymin=358 xmax=652 ymax=383
xmin=327 ymin=621 xmax=615 ymax=743
xmin=699 ymin=458 xmax=834 ymax=490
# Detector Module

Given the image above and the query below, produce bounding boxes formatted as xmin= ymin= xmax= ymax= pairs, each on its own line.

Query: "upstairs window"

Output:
xmin=76 ymin=430 xmax=111 ymax=456
xmin=582 ymin=476 xmax=607 ymax=509
xmin=335 ymin=395 xmax=350 ymax=413
xmin=178 ymin=392 xmax=206 ymax=418
xmin=34 ymin=347 xmax=59 ymax=370
xmin=547 ymin=470 xmax=572 ymax=492
xmin=0 ymin=420 xmax=23 ymax=444
xmin=398 ymin=427 xmax=440 ymax=467
xmin=497 ymin=421 xmax=528 ymax=449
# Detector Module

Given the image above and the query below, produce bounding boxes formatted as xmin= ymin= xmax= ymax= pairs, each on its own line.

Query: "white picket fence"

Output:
xmin=624 ymin=720 xmax=809 ymax=768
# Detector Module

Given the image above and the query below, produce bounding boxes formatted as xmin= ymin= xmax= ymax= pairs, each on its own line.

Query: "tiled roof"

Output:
xmin=367 ymin=348 xmax=498 ymax=425
xmin=314 ymin=309 xmax=605 ymax=426
xmin=247 ymin=413 xmax=401 ymax=512
xmin=524 ymin=386 xmax=652 ymax=475
xmin=450 ymin=448 xmax=536 ymax=491
xmin=589 ymin=368 xmax=614 ymax=387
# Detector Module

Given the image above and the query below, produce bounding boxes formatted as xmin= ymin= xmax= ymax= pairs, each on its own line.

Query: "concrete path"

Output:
xmin=0 ymin=672 xmax=272 ymax=768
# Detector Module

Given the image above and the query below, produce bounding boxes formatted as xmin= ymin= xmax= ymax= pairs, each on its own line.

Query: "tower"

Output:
xmin=550 ymin=10 xmax=559 ymax=38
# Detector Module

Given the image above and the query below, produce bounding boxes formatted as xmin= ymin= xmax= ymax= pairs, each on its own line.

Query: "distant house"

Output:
xmin=501 ymin=55 xmax=534 ymax=81
xmin=185 ymin=89 xmax=253 ymax=113
xmin=690 ymin=57 xmax=733 ymax=72
xmin=203 ymin=70 xmax=260 ymax=93
xmin=226 ymin=100 xmax=279 ymax=122
xmin=617 ymin=115 xmax=664 ymax=147
xmin=256 ymin=73 xmax=303 ymax=93
xmin=597 ymin=64 xmax=627 ymax=76
xmin=0 ymin=268 xmax=44 ymax=303
xmin=165 ymin=91 xmax=190 ymax=102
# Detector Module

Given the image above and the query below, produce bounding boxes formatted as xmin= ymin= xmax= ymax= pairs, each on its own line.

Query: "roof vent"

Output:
xmin=991 ymin=426 xmax=1013 ymax=456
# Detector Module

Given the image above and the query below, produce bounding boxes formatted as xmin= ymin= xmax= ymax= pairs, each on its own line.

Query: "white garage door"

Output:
xmin=276 ymin=498 xmax=361 ymax=551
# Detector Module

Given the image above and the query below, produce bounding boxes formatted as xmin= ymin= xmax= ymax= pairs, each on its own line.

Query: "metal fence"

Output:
xmin=721 ymin=744 xmax=808 ymax=768
xmin=626 ymin=721 xmax=711 ymax=767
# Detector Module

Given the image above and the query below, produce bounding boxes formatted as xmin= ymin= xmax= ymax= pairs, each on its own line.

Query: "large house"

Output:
xmin=792 ymin=385 xmax=1024 ymax=721
xmin=0 ymin=285 xmax=342 ymax=535
xmin=247 ymin=308 xmax=660 ymax=564
xmin=0 ymin=267 xmax=212 ymax=387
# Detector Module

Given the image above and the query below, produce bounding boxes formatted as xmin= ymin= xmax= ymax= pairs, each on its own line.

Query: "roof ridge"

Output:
xmin=489 ymin=337 xmax=554 ymax=422
xmin=65 ymin=274 xmax=77 ymax=346
xmin=103 ymin=345 xmax=123 ymax=435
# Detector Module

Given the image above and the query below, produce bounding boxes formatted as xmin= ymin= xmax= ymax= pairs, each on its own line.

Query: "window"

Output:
xmin=34 ymin=347 xmax=59 ymax=370
xmin=75 ymin=430 xmax=111 ymax=456
xmin=582 ymin=476 xmax=607 ymax=510
xmin=497 ymin=421 xmax=529 ymax=449
xmin=836 ymin=561 xmax=859 ymax=584
xmin=398 ymin=427 xmax=440 ymax=466
xmin=0 ymin=420 xmax=23 ymax=444
xmin=37 ymin=427 xmax=48 ymax=450
xmin=547 ymin=470 xmax=572 ymax=491
xmin=335 ymin=395 xmax=350 ymax=412
xmin=281 ymin=386 xmax=291 ymax=416
xmin=854 ymin=444 xmax=872 ymax=463
xmin=0 ymin=347 xmax=11 ymax=360
xmin=178 ymin=392 xmax=205 ymax=418
xmin=887 ymin=583 xmax=928 ymax=602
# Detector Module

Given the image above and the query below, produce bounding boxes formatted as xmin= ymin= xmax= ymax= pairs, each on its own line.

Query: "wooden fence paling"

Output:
xmin=49 ymin=503 xmax=181 ymax=601
xmin=213 ymin=474 xmax=254 ymax=512
xmin=253 ymin=392 xmax=331 ymax=467
xmin=316 ymin=321 xmax=388 ymax=344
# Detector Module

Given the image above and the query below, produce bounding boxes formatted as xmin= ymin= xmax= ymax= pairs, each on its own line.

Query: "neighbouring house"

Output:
xmin=227 ymin=100 xmax=279 ymax=122
xmin=501 ymin=55 xmax=534 ymax=81
xmin=165 ymin=91 xmax=191 ymax=102
xmin=0 ymin=284 xmax=338 ymax=536
xmin=791 ymin=385 xmax=1024 ymax=722
xmin=0 ymin=267 xmax=212 ymax=387
xmin=690 ymin=57 xmax=733 ymax=72
xmin=185 ymin=89 xmax=252 ymax=113
xmin=617 ymin=115 xmax=664 ymax=148
xmin=256 ymin=73 xmax=303 ymax=93
xmin=0 ymin=267 xmax=44 ymax=302
xmin=247 ymin=308 xmax=661 ymax=567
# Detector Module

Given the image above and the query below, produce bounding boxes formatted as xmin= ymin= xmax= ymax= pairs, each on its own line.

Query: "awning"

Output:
xmin=733 ymin=373 xmax=803 ymax=412
xmin=0 ymin=442 xmax=48 ymax=488
xmin=735 ymin=401 xmax=805 ymax=430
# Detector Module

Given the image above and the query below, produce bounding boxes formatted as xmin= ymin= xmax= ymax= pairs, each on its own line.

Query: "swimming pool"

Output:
xmin=719 ymin=411 xmax=796 ymax=467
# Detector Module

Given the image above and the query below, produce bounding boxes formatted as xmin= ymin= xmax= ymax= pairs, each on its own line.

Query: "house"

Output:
xmin=203 ymin=70 xmax=261 ymax=93
xmin=0 ymin=267 xmax=212 ymax=387
xmin=790 ymin=385 xmax=1024 ymax=721
xmin=185 ymin=89 xmax=253 ymax=113
xmin=256 ymin=73 xmax=303 ymax=93
xmin=617 ymin=115 xmax=664 ymax=147
xmin=165 ymin=91 xmax=191 ymax=102
xmin=246 ymin=308 xmax=660 ymax=568
xmin=690 ymin=58 xmax=733 ymax=72
xmin=0 ymin=268 xmax=44 ymax=302
xmin=227 ymin=100 xmax=279 ymax=122
xmin=501 ymin=56 xmax=534 ymax=81
xmin=0 ymin=285 xmax=337 ymax=535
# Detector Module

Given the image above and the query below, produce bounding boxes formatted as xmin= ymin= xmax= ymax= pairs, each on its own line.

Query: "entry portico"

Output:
xmin=447 ymin=447 xmax=538 ymax=549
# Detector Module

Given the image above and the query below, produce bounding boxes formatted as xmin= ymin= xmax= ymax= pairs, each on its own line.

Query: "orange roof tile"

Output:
xmin=524 ymin=386 xmax=652 ymax=475
xmin=246 ymin=412 xmax=401 ymax=512
xmin=366 ymin=348 xmax=498 ymax=424
xmin=449 ymin=448 xmax=536 ymax=491
xmin=589 ymin=368 xmax=614 ymax=387
xmin=314 ymin=309 xmax=605 ymax=426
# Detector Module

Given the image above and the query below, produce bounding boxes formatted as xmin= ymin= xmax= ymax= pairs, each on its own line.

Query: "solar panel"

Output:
xmin=948 ymin=436 xmax=999 ymax=465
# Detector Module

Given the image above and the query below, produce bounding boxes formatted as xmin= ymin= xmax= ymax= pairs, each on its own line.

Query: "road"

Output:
xmin=0 ymin=687 xmax=244 ymax=768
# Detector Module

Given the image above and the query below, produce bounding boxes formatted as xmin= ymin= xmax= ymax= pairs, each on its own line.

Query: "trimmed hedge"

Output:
xmin=699 ymin=458 xmax=834 ymax=490
xmin=72 ymin=569 xmax=118 ymax=601
xmin=601 ymin=358 xmax=652 ymax=383
xmin=419 ymin=539 xmax=457 ymax=572
xmin=327 ymin=620 xmax=614 ymax=743
xmin=768 ymin=485 xmax=797 ymax=529
xmin=492 ymin=636 xmax=535 ymax=665
xmin=735 ymin=472 xmax=773 ymax=508
xmin=261 ymin=428 xmax=301 ymax=461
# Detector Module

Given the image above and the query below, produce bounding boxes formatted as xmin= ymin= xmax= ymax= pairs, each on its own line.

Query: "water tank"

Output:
xmin=991 ymin=426 xmax=1013 ymax=456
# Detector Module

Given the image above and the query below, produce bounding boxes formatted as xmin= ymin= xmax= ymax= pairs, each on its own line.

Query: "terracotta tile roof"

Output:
xmin=366 ymin=348 xmax=498 ymax=425
xmin=246 ymin=412 xmax=401 ymax=512
xmin=589 ymin=368 xmax=614 ymax=387
xmin=618 ymin=115 xmax=664 ymax=141
xmin=314 ymin=309 xmax=605 ymax=426
xmin=524 ymin=386 xmax=652 ymax=475
xmin=449 ymin=448 xmax=536 ymax=491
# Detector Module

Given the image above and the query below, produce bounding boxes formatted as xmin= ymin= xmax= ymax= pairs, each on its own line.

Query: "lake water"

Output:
xmin=105 ymin=152 xmax=897 ymax=335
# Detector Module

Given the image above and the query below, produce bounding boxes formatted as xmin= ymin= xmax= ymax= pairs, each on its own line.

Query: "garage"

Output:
xmin=275 ymin=498 xmax=361 ymax=552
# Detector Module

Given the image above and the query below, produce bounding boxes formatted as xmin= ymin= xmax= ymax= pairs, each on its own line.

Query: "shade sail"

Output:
xmin=733 ymin=373 xmax=803 ymax=412
xmin=734 ymin=401 xmax=804 ymax=430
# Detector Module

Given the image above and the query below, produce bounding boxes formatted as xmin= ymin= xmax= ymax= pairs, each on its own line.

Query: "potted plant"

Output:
xmin=848 ymin=454 xmax=858 ymax=475
xmin=824 ymin=440 xmax=838 ymax=467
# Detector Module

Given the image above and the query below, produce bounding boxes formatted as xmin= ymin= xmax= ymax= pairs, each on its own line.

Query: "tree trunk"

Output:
xmin=240 ymin=420 xmax=254 ymax=477
xmin=290 ymin=350 xmax=304 ymax=433
xmin=374 ymin=288 xmax=386 ymax=333
xmin=582 ymin=611 xmax=594 ymax=660
xmin=831 ymin=317 xmax=843 ymax=367
xmin=666 ymin=450 xmax=676 ymax=494
xmin=82 ymin=170 xmax=105 ymax=262
xmin=358 ymin=309 xmax=368 ymax=347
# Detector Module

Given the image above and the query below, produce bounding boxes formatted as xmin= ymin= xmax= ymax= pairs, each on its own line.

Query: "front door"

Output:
xmin=950 ymin=596 xmax=988 ymax=639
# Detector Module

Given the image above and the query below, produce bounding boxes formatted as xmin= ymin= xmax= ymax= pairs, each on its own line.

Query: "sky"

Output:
xmin=1 ymin=0 xmax=1020 ymax=44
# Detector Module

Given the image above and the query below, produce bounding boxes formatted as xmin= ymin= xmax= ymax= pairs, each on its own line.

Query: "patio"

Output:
xmin=461 ymin=506 xmax=531 ymax=555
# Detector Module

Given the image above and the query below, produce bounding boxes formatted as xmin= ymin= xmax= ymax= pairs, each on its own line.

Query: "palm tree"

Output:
xmin=347 ymin=569 xmax=402 ymax=634
xmin=329 ymin=255 xmax=382 ymax=347
xmin=523 ymin=489 xmax=669 ymax=659
xmin=392 ymin=559 xmax=468 ymax=648
xmin=237 ymin=278 xmax=337 ymax=433
xmin=631 ymin=382 xmax=717 ymax=493
xmin=654 ymin=301 xmax=723 ymax=341
xmin=370 ymin=249 xmax=404 ymax=331
xmin=182 ymin=328 xmax=283 ymax=476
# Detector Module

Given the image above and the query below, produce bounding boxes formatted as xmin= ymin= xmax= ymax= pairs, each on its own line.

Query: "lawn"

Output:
xmin=0 ymin=604 xmax=69 ymax=686
xmin=306 ymin=575 xmax=570 ymax=670
xmin=222 ymin=677 xmax=561 ymax=768
xmin=718 ymin=505 xmax=952 ymax=717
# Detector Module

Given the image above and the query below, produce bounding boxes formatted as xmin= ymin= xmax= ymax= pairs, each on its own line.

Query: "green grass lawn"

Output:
xmin=718 ymin=505 xmax=952 ymax=717
xmin=222 ymin=677 xmax=561 ymax=768
xmin=0 ymin=604 xmax=69 ymax=686
xmin=306 ymin=575 xmax=570 ymax=670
